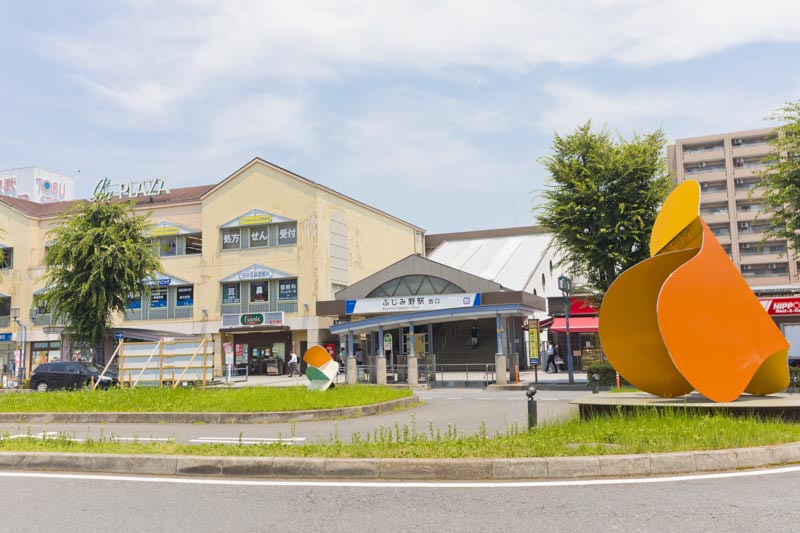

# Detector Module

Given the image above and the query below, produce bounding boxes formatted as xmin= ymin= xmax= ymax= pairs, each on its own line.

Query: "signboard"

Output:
xmin=239 ymin=214 xmax=273 ymax=226
xmin=240 ymin=313 xmax=264 ymax=326
xmin=149 ymin=226 xmax=180 ymax=236
xmin=239 ymin=267 xmax=275 ymax=280
xmin=150 ymin=287 xmax=167 ymax=308
xmin=760 ymin=297 xmax=800 ymax=316
xmin=279 ymin=279 xmax=297 ymax=301
xmin=345 ymin=293 xmax=481 ymax=314
xmin=277 ymin=223 xmax=297 ymax=245
xmin=324 ymin=343 xmax=337 ymax=359
xmin=528 ymin=320 xmax=540 ymax=365
xmin=333 ymin=319 xmax=349 ymax=325
xmin=145 ymin=277 xmax=172 ymax=287
xmin=0 ymin=333 xmax=12 ymax=342
xmin=223 ymin=283 xmax=240 ymax=304
xmin=569 ymin=298 xmax=600 ymax=316
xmin=176 ymin=286 xmax=194 ymax=307
xmin=114 ymin=331 xmax=125 ymax=340
xmin=223 ymin=342 xmax=234 ymax=365
xmin=93 ymin=177 xmax=170 ymax=200
xmin=126 ymin=294 xmax=142 ymax=310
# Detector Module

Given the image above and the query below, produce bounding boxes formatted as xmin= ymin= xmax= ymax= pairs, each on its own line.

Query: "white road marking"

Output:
xmin=1 ymin=465 xmax=799 ymax=488
xmin=189 ymin=437 xmax=306 ymax=445
xmin=5 ymin=432 xmax=83 ymax=442
xmin=110 ymin=437 xmax=174 ymax=443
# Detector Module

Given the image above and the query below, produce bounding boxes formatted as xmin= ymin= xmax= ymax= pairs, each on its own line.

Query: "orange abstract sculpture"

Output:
xmin=599 ymin=180 xmax=789 ymax=402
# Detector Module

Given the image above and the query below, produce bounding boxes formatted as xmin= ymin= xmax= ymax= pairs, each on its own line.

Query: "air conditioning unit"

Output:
xmin=698 ymin=162 xmax=707 ymax=168
xmin=734 ymin=158 xmax=744 ymax=164
xmin=740 ymin=221 xmax=751 ymax=230
xmin=742 ymin=264 xmax=752 ymax=271
xmin=733 ymin=138 xmax=743 ymax=145
xmin=742 ymin=243 xmax=751 ymax=249
xmin=701 ymin=182 xmax=709 ymax=189
xmin=769 ymin=263 xmax=777 ymax=269
xmin=735 ymin=178 xmax=744 ymax=185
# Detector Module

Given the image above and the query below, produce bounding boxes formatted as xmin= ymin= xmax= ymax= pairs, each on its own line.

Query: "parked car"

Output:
xmin=29 ymin=361 xmax=118 ymax=392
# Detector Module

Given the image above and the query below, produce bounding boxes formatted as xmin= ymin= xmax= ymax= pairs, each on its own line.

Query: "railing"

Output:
xmin=431 ymin=363 xmax=496 ymax=385
xmin=225 ymin=363 xmax=249 ymax=383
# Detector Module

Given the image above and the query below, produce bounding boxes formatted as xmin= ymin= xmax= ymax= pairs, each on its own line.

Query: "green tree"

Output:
xmin=536 ymin=121 xmax=673 ymax=295
xmin=39 ymin=194 xmax=161 ymax=362
xmin=756 ymin=101 xmax=800 ymax=254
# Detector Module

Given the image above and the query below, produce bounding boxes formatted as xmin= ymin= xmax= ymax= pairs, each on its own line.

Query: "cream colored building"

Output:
xmin=0 ymin=158 xmax=424 ymax=380
xmin=668 ymin=128 xmax=800 ymax=291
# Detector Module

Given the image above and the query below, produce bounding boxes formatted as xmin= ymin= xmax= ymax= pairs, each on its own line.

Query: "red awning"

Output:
xmin=549 ymin=316 xmax=599 ymax=333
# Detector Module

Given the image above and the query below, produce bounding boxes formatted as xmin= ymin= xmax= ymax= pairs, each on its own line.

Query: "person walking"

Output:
xmin=288 ymin=350 xmax=299 ymax=377
xmin=470 ymin=324 xmax=479 ymax=348
xmin=545 ymin=342 xmax=559 ymax=373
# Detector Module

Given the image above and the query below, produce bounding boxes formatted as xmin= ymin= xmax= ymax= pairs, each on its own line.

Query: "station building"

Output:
xmin=0 ymin=158 xmax=424 ymax=381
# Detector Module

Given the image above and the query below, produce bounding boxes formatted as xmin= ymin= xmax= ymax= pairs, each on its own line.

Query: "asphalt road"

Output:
xmin=1 ymin=466 xmax=798 ymax=532
xmin=0 ymin=389 xmax=585 ymax=445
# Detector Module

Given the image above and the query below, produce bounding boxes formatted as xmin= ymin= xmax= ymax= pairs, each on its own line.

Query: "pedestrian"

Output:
xmin=355 ymin=348 xmax=363 ymax=365
xmin=470 ymin=323 xmax=478 ymax=347
xmin=288 ymin=350 xmax=299 ymax=377
xmin=545 ymin=342 xmax=559 ymax=373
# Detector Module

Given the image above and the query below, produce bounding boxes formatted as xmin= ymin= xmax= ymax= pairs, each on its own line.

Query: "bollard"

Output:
xmin=592 ymin=373 xmax=601 ymax=394
xmin=526 ymin=386 xmax=538 ymax=429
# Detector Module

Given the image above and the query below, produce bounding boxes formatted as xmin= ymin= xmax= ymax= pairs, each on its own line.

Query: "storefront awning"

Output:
xmin=549 ymin=316 xmax=599 ymax=333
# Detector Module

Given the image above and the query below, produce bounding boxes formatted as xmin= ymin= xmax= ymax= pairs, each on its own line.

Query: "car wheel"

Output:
xmin=35 ymin=381 xmax=49 ymax=392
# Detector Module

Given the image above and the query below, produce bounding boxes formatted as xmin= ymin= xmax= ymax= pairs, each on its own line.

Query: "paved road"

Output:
xmin=1 ymin=466 xmax=798 ymax=532
xmin=0 ymin=389 xmax=585 ymax=445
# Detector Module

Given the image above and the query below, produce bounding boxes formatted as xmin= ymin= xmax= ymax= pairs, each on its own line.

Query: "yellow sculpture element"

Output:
xmin=599 ymin=180 xmax=789 ymax=402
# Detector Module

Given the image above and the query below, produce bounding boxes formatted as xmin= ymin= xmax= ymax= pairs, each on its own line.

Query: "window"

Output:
xmin=159 ymin=236 xmax=177 ymax=257
xmin=222 ymin=228 xmax=242 ymax=250
xmin=279 ymin=279 xmax=297 ymax=301
xmin=0 ymin=247 xmax=12 ymax=269
xmin=249 ymin=225 xmax=270 ymax=248
xmin=185 ymin=234 xmax=202 ymax=255
xmin=150 ymin=287 xmax=168 ymax=309
xmin=125 ymin=293 xmax=142 ymax=310
xmin=250 ymin=281 xmax=268 ymax=302
xmin=223 ymin=283 xmax=240 ymax=304
xmin=176 ymin=286 xmax=194 ymax=307
xmin=277 ymin=222 xmax=297 ymax=245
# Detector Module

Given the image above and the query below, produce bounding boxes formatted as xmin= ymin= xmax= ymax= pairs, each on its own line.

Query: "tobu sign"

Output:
xmin=760 ymin=297 xmax=800 ymax=316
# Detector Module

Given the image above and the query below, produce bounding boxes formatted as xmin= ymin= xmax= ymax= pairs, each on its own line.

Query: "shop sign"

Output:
xmin=277 ymin=223 xmax=297 ymax=245
xmin=241 ymin=313 xmax=264 ymax=326
xmin=239 ymin=267 xmax=274 ymax=280
xmin=345 ymin=293 xmax=481 ymax=314
xmin=760 ymin=297 xmax=800 ymax=316
xmin=569 ymin=298 xmax=600 ymax=316
xmin=176 ymin=286 xmax=194 ymax=307
xmin=0 ymin=333 xmax=12 ymax=342
xmin=145 ymin=277 xmax=172 ymax=286
xmin=149 ymin=226 xmax=180 ymax=236
xmin=239 ymin=214 xmax=273 ymax=226
xmin=223 ymin=342 xmax=234 ymax=365
xmin=528 ymin=320 xmax=540 ymax=366
xmin=279 ymin=279 xmax=297 ymax=301
xmin=93 ymin=177 xmax=170 ymax=200
xmin=150 ymin=287 xmax=167 ymax=308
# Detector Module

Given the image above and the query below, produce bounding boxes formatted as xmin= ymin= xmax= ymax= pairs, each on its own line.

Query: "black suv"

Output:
xmin=30 ymin=361 xmax=118 ymax=392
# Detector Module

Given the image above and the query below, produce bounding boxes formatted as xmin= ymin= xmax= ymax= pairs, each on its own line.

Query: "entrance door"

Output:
xmin=250 ymin=345 xmax=271 ymax=375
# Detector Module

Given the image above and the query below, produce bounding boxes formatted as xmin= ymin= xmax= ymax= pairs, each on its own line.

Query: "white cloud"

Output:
xmin=535 ymin=82 xmax=793 ymax=140
xmin=35 ymin=0 xmax=800 ymax=115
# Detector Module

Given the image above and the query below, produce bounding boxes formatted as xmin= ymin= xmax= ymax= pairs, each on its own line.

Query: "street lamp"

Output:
xmin=10 ymin=307 xmax=25 ymax=389
xmin=557 ymin=275 xmax=575 ymax=384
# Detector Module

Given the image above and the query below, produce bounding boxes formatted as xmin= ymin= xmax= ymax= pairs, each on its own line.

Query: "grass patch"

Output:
xmin=2 ymin=408 xmax=800 ymax=458
xmin=0 ymin=385 xmax=412 ymax=413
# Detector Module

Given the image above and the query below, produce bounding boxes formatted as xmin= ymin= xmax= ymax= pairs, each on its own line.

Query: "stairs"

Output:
xmin=432 ymin=318 xmax=497 ymax=365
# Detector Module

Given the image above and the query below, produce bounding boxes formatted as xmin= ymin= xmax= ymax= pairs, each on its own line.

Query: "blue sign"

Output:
xmin=0 ymin=333 xmax=12 ymax=342
xmin=114 ymin=331 xmax=125 ymax=340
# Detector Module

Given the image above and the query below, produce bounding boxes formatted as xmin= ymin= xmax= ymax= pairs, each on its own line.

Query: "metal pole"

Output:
xmin=526 ymin=386 xmax=538 ymax=429
xmin=564 ymin=290 xmax=574 ymax=384
xmin=17 ymin=324 xmax=26 ymax=388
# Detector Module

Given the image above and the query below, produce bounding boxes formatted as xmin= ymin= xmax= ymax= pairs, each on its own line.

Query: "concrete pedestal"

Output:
xmin=408 ymin=355 xmax=418 ymax=387
xmin=495 ymin=353 xmax=507 ymax=385
xmin=346 ymin=356 xmax=357 ymax=385
xmin=376 ymin=356 xmax=387 ymax=385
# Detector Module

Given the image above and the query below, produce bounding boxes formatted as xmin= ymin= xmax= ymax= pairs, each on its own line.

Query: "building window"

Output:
xmin=277 ymin=222 xmax=297 ymax=245
xmin=151 ymin=234 xmax=203 ymax=257
xmin=158 ymin=236 xmax=177 ymax=257
xmin=279 ymin=279 xmax=297 ymax=301
xmin=250 ymin=281 xmax=268 ymax=302
xmin=223 ymin=283 xmax=241 ymax=304
xmin=124 ymin=284 xmax=194 ymax=321
xmin=0 ymin=247 xmax=12 ymax=269
xmin=248 ymin=225 xmax=270 ymax=248
xmin=222 ymin=228 xmax=242 ymax=250
xmin=185 ymin=234 xmax=203 ymax=255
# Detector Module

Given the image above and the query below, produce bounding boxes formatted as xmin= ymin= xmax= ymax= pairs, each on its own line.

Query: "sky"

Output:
xmin=2 ymin=1 xmax=800 ymax=234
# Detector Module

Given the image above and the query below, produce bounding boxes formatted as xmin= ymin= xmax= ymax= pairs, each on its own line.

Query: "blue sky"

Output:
xmin=2 ymin=1 xmax=800 ymax=233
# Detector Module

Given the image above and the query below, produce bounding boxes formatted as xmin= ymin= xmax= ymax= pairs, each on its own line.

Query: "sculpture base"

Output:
xmin=574 ymin=391 xmax=800 ymax=422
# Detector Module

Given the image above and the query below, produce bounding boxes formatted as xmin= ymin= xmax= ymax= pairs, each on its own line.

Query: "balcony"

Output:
xmin=688 ymin=168 xmax=727 ymax=182
xmin=700 ymin=190 xmax=728 ymax=203
xmin=732 ymin=143 xmax=771 ymax=159
xmin=735 ymin=187 xmax=763 ymax=201
xmin=683 ymin=147 xmax=724 ymax=163
xmin=739 ymin=252 xmax=787 ymax=265
xmin=702 ymin=212 xmax=731 ymax=225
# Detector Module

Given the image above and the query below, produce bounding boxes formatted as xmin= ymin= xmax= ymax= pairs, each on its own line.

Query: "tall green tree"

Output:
xmin=536 ymin=121 xmax=673 ymax=295
xmin=757 ymin=100 xmax=800 ymax=254
xmin=39 ymin=194 xmax=161 ymax=362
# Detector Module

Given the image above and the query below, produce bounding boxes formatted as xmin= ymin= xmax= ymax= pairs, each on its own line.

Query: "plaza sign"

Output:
xmin=93 ymin=177 xmax=170 ymax=200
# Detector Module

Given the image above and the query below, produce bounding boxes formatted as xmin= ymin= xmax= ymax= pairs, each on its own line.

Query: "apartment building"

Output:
xmin=668 ymin=127 xmax=799 ymax=292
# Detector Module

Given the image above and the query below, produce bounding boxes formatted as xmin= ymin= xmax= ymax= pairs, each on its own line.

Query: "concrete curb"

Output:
xmin=0 ymin=396 xmax=421 ymax=424
xmin=1 ymin=441 xmax=799 ymax=480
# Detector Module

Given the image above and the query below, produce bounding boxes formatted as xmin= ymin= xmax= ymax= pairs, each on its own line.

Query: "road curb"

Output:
xmin=0 ymin=396 xmax=421 ymax=424
xmin=1 ymin=442 xmax=799 ymax=481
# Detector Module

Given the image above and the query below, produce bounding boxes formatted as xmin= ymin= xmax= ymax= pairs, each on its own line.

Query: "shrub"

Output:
xmin=789 ymin=365 xmax=800 ymax=390
xmin=586 ymin=362 xmax=630 ymax=387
